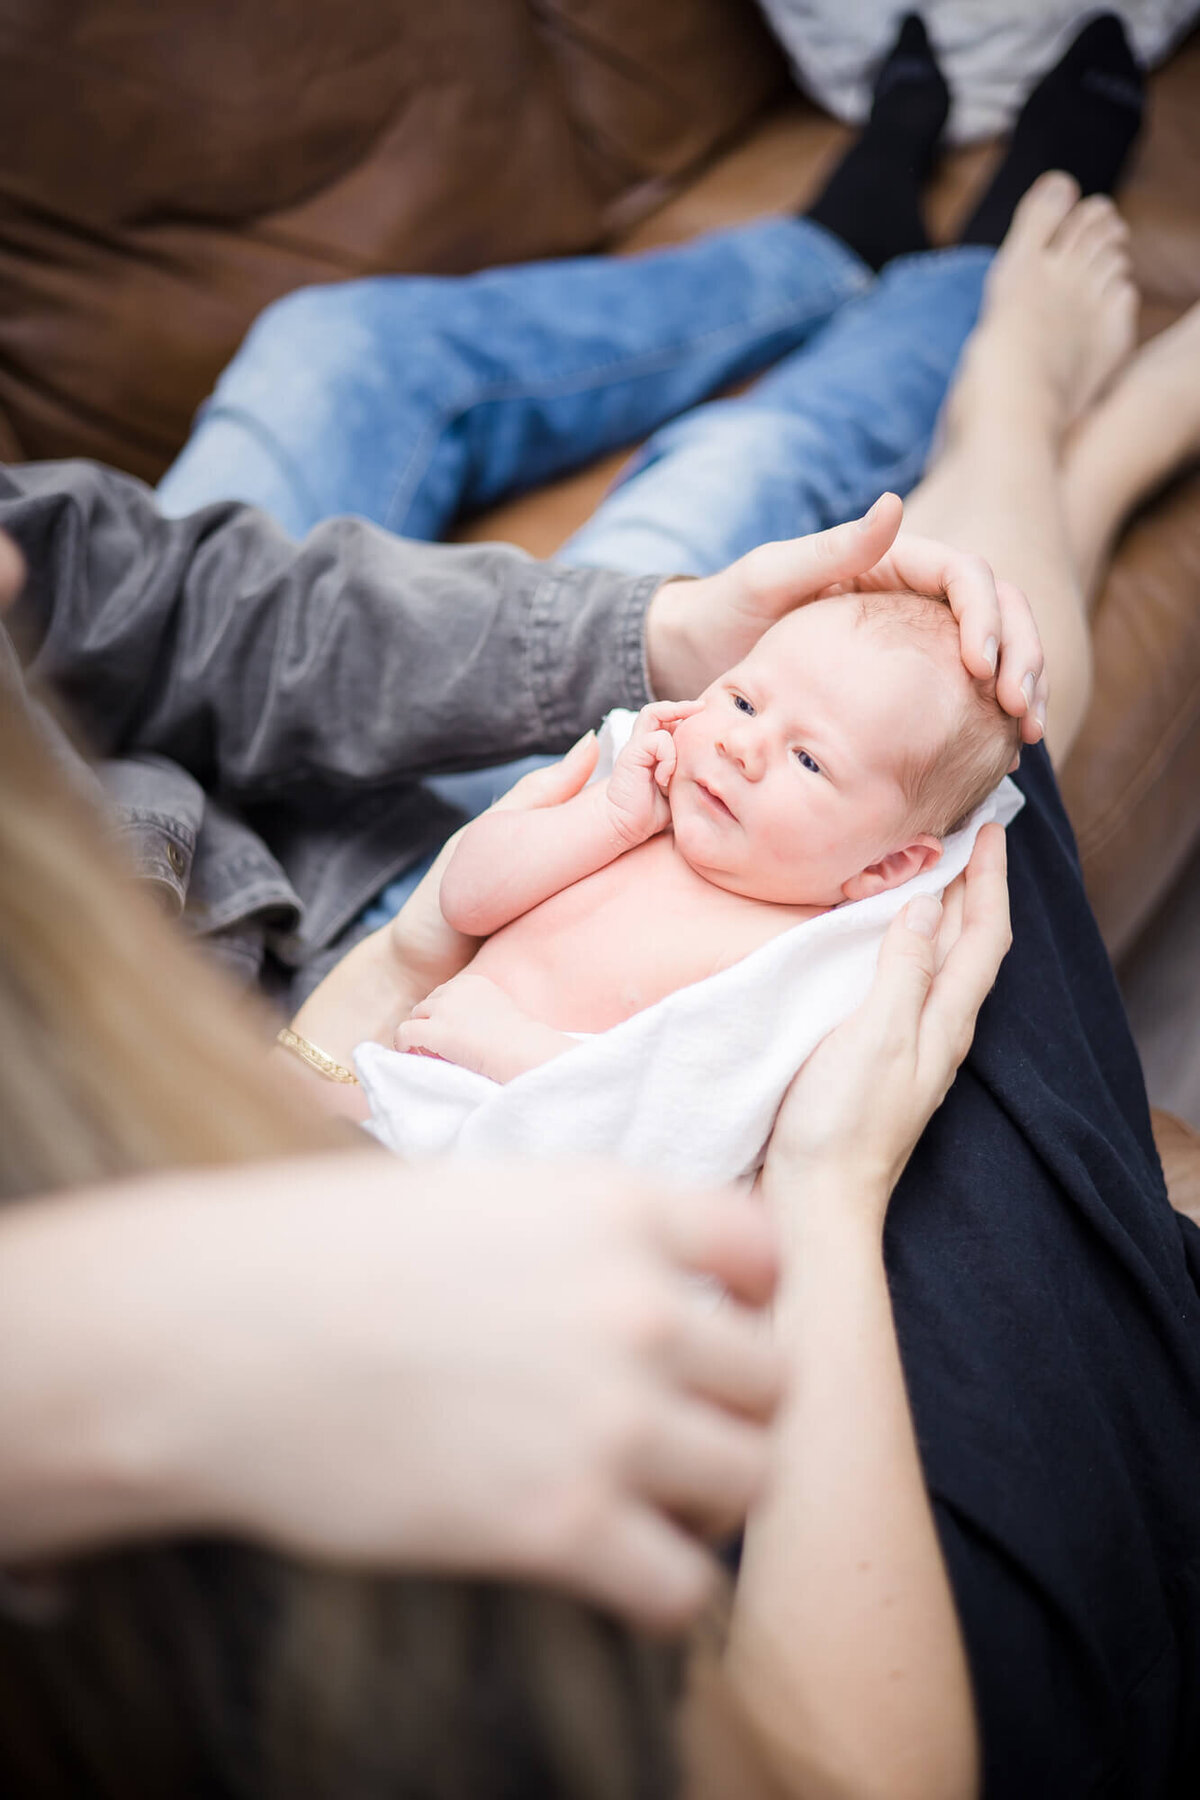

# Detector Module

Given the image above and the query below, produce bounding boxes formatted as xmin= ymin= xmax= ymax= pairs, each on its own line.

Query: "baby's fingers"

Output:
xmin=644 ymin=698 xmax=704 ymax=733
xmin=653 ymin=731 xmax=678 ymax=789
xmin=406 ymin=979 xmax=453 ymax=1021
xmin=395 ymin=1020 xmax=447 ymax=1058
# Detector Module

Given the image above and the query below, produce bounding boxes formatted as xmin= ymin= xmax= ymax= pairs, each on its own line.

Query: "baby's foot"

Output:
xmin=954 ymin=172 xmax=1138 ymax=438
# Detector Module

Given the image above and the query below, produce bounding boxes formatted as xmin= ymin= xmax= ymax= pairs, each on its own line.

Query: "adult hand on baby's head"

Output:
xmin=762 ymin=824 xmax=1012 ymax=1236
xmin=835 ymin=521 xmax=1047 ymax=750
xmin=645 ymin=494 xmax=1047 ymax=749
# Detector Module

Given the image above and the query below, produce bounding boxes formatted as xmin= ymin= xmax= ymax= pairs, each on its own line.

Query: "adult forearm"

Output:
xmin=0 ymin=1152 xmax=785 ymax=1636
xmin=727 ymin=1178 xmax=978 ymax=1800
xmin=280 ymin=928 xmax=429 ymax=1121
xmin=0 ymin=1181 xmax=227 ymax=1559
xmin=1 ymin=461 xmax=659 ymax=795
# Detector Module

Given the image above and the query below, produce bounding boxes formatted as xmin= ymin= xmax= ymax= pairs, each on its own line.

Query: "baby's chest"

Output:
xmin=472 ymin=842 xmax=798 ymax=1032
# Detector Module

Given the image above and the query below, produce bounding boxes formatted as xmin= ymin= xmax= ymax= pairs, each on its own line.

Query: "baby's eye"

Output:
xmin=732 ymin=693 xmax=755 ymax=716
xmin=794 ymin=749 xmax=822 ymax=775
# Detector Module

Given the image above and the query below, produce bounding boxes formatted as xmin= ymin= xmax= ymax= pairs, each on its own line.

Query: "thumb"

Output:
xmin=743 ymin=493 xmax=904 ymax=604
xmin=866 ymin=894 xmax=941 ymax=1035
xmin=494 ymin=731 xmax=599 ymax=812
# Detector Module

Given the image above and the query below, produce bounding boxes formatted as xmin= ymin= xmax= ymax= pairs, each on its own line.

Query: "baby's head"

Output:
xmin=668 ymin=592 xmax=1019 ymax=906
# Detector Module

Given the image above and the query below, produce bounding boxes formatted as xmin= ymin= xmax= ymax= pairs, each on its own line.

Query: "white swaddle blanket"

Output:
xmin=359 ymin=710 xmax=1023 ymax=1186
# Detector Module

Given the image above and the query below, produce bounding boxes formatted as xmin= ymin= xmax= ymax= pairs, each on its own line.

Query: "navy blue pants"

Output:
xmin=895 ymin=740 xmax=1200 ymax=1796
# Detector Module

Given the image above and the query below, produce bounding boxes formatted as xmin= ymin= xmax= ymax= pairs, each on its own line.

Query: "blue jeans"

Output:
xmin=158 ymin=219 xmax=992 ymax=919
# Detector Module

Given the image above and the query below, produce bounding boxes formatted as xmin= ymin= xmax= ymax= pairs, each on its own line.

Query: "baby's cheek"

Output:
xmin=671 ymin=711 xmax=707 ymax=769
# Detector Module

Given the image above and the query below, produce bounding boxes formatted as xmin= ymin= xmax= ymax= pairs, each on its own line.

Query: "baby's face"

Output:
xmin=668 ymin=599 xmax=956 ymax=906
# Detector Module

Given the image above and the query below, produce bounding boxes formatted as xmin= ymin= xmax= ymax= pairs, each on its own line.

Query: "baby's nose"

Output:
xmin=720 ymin=721 xmax=763 ymax=777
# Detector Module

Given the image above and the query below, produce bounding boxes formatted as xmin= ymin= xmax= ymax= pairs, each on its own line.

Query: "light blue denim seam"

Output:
xmin=561 ymin=241 xmax=994 ymax=574
xmin=378 ymin=272 xmax=873 ymax=530
xmin=195 ymin=405 xmax=326 ymax=530
xmin=158 ymin=217 xmax=873 ymax=537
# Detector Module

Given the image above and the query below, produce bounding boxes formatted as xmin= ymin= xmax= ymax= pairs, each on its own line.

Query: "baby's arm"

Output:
xmin=395 ymin=972 xmax=575 ymax=1084
xmin=439 ymin=701 xmax=700 ymax=937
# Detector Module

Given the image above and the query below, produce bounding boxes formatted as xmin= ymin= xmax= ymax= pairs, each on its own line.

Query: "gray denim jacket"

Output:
xmin=1 ymin=462 xmax=659 ymax=1003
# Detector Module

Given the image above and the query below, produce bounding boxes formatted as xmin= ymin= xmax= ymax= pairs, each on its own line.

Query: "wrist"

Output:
xmin=296 ymin=926 xmax=421 ymax=1055
xmin=596 ymin=776 xmax=652 ymax=852
xmin=761 ymin=1158 xmax=892 ymax=1258
xmin=644 ymin=577 xmax=705 ymax=700
xmin=0 ymin=1181 xmax=238 ymax=1558
xmin=494 ymin=1021 xmax=574 ymax=1083
xmin=97 ymin=1158 xmax=380 ymax=1548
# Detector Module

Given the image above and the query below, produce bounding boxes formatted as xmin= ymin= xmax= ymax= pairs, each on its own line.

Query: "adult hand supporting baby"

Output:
xmin=765 ymin=821 xmax=1012 ymax=1218
xmin=645 ymin=492 xmax=1046 ymax=746
xmin=723 ymin=826 xmax=1011 ymax=1800
xmin=285 ymin=733 xmax=602 ymax=1115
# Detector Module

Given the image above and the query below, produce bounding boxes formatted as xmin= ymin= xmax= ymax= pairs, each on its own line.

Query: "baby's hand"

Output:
xmin=396 ymin=971 xmax=573 ymax=1084
xmin=605 ymin=700 xmax=703 ymax=847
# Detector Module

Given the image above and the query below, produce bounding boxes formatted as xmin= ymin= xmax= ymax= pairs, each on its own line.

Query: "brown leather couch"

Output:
xmin=4 ymin=0 xmax=1198 ymax=1216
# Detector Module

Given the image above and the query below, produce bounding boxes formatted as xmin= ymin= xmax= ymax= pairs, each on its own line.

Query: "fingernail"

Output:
xmin=906 ymin=895 xmax=942 ymax=938
xmin=859 ymin=497 xmax=882 ymax=531
xmin=1021 ymin=671 xmax=1036 ymax=710
xmin=1035 ymin=696 xmax=1047 ymax=731
xmin=983 ymin=635 xmax=998 ymax=674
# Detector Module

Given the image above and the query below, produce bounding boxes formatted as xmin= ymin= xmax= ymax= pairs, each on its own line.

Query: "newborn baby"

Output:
xmin=395 ymin=590 xmax=1019 ymax=1083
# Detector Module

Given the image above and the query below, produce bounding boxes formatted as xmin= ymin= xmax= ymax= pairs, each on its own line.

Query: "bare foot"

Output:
xmin=949 ymin=172 xmax=1139 ymax=440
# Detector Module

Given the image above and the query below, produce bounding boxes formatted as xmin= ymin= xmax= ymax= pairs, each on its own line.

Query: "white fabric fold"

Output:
xmin=359 ymin=709 xmax=1023 ymax=1186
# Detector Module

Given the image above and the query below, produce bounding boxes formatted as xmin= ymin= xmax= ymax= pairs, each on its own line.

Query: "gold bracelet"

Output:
xmin=275 ymin=1026 xmax=360 ymax=1085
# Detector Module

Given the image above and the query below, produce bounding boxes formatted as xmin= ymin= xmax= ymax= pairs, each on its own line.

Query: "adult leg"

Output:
xmin=157 ymin=15 xmax=956 ymax=546
xmin=1060 ymin=298 xmax=1200 ymax=603
xmin=880 ymin=220 xmax=1200 ymax=1776
xmin=156 ymin=222 xmax=869 ymax=539
xmin=823 ymin=178 xmax=1200 ymax=1787
xmin=561 ymin=245 xmax=992 ymax=575
xmin=566 ymin=14 xmax=1145 ymax=586
xmin=901 ymin=176 xmax=1138 ymax=763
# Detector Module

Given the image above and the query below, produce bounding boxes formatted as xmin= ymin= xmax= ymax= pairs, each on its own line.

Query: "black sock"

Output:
xmin=805 ymin=14 xmax=949 ymax=272
xmin=960 ymin=13 xmax=1144 ymax=247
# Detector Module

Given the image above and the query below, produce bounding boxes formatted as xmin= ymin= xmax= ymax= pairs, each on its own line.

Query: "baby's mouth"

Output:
xmin=695 ymin=779 xmax=736 ymax=823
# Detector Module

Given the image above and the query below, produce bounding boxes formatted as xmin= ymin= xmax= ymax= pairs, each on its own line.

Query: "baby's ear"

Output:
xmin=841 ymin=835 xmax=943 ymax=902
